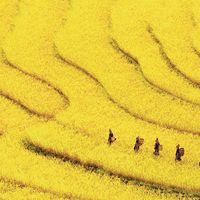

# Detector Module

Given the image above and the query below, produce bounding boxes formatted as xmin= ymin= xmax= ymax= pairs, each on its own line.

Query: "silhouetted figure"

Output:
xmin=154 ymin=138 xmax=161 ymax=156
xmin=134 ymin=136 xmax=144 ymax=152
xmin=108 ymin=129 xmax=116 ymax=145
xmin=175 ymin=144 xmax=184 ymax=161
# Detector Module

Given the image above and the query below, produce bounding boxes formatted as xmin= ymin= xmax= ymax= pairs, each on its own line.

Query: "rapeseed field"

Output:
xmin=0 ymin=0 xmax=200 ymax=199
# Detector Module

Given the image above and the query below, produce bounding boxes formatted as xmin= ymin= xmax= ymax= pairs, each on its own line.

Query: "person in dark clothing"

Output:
xmin=108 ymin=129 xmax=116 ymax=145
xmin=134 ymin=136 xmax=141 ymax=152
xmin=154 ymin=138 xmax=161 ymax=156
xmin=175 ymin=144 xmax=182 ymax=161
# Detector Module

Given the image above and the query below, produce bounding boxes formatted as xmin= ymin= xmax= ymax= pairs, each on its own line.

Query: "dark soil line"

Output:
xmin=110 ymin=38 xmax=200 ymax=107
xmin=24 ymin=140 xmax=200 ymax=199
xmin=54 ymin=47 xmax=103 ymax=87
xmin=0 ymin=89 xmax=53 ymax=119
xmin=1 ymin=50 xmax=70 ymax=107
xmin=147 ymin=25 xmax=200 ymax=88
xmin=190 ymin=14 xmax=197 ymax=27
xmin=108 ymin=95 xmax=200 ymax=135
xmin=0 ymin=176 xmax=89 ymax=200
xmin=110 ymin=38 xmax=139 ymax=66
xmin=109 ymin=38 xmax=200 ymax=134
xmin=54 ymin=43 xmax=200 ymax=135
xmin=192 ymin=46 xmax=200 ymax=59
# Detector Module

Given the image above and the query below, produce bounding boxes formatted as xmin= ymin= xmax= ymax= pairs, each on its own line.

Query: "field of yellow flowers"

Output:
xmin=0 ymin=0 xmax=200 ymax=199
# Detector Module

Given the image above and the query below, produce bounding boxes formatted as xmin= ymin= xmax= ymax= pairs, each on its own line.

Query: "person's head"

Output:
xmin=156 ymin=138 xmax=159 ymax=142
xmin=176 ymin=144 xmax=180 ymax=149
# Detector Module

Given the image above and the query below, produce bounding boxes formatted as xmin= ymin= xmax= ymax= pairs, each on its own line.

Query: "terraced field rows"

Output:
xmin=0 ymin=0 xmax=200 ymax=199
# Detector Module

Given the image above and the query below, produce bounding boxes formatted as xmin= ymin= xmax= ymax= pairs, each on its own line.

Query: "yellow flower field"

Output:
xmin=0 ymin=0 xmax=200 ymax=199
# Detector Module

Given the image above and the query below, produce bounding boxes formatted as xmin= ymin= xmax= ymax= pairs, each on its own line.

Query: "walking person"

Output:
xmin=175 ymin=144 xmax=184 ymax=161
xmin=108 ymin=129 xmax=116 ymax=145
xmin=134 ymin=136 xmax=144 ymax=152
xmin=153 ymin=138 xmax=161 ymax=156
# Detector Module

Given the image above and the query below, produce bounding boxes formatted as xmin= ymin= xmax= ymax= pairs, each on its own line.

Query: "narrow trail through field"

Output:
xmin=24 ymin=140 xmax=200 ymax=199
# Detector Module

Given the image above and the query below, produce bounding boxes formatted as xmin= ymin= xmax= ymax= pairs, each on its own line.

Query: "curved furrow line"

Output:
xmin=147 ymin=25 xmax=200 ymax=88
xmin=0 ymin=89 xmax=53 ymax=119
xmin=109 ymin=39 xmax=139 ymax=66
xmin=190 ymin=14 xmax=200 ymax=59
xmin=24 ymin=140 xmax=200 ymax=199
xmin=2 ymin=50 xmax=70 ymax=107
xmin=0 ymin=176 xmax=88 ymax=200
xmin=110 ymin=38 xmax=200 ymax=107
xmin=192 ymin=46 xmax=200 ymax=58
xmin=54 ymin=45 xmax=200 ymax=135
xmin=54 ymin=47 xmax=102 ymax=86
xmin=190 ymin=13 xmax=197 ymax=27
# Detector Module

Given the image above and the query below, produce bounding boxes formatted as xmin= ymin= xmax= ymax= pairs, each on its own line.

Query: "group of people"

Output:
xmin=108 ymin=129 xmax=185 ymax=161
